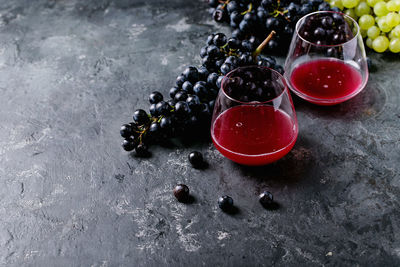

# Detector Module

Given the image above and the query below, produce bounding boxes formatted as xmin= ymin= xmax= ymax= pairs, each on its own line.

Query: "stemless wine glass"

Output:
xmin=211 ymin=66 xmax=298 ymax=166
xmin=284 ymin=11 xmax=369 ymax=105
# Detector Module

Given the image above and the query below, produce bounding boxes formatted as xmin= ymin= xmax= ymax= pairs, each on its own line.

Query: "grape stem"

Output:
xmin=221 ymin=43 xmax=229 ymax=49
xmin=252 ymin=31 xmax=276 ymax=59
xmin=272 ymin=9 xmax=288 ymax=18
xmin=218 ymin=0 xmax=230 ymax=9
xmin=241 ymin=3 xmax=252 ymax=15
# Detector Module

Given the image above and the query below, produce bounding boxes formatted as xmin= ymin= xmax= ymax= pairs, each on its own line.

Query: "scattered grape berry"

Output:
xmin=259 ymin=191 xmax=274 ymax=208
xmin=173 ymin=184 xmax=190 ymax=202
xmin=218 ymin=195 xmax=234 ymax=211
xmin=188 ymin=151 xmax=204 ymax=168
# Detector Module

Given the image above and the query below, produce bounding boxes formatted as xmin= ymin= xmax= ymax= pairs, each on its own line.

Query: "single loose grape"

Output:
xmin=355 ymin=1 xmax=371 ymax=16
xmin=359 ymin=14 xmax=375 ymax=29
xmin=173 ymin=184 xmax=190 ymax=202
xmin=343 ymin=0 xmax=360 ymax=9
xmin=372 ymin=35 xmax=390 ymax=52
xmin=367 ymin=25 xmax=381 ymax=38
xmin=188 ymin=151 xmax=204 ymax=168
xmin=218 ymin=196 xmax=233 ymax=211
xmin=389 ymin=37 xmax=400 ymax=52
xmin=259 ymin=191 xmax=274 ymax=208
xmin=374 ymin=2 xmax=389 ymax=16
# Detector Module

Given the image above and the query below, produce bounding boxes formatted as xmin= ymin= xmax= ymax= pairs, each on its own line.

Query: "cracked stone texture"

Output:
xmin=0 ymin=0 xmax=399 ymax=266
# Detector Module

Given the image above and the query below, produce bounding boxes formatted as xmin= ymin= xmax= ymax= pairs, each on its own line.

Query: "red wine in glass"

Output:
xmin=211 ymin=66 xmax=298 ymax=166
xmin=212 ymin=105 xmax=297 ymax=165
xmin=284 ymin=11 xmax=368 ymax=105
xmin=290 ymin=58 xmax=363 ymax=104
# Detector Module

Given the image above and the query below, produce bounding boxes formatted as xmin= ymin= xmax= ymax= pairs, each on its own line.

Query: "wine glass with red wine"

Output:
xmin=284 ymin=11 xmax=368 ymax=105
xmin=211 ymin=66 xmax=298 ymax=166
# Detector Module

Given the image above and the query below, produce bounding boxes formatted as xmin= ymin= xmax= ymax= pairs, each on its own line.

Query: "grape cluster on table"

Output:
xmin=120 ymin=0 xmax=343 ymax=156
xmin=327 ymin=0 xmax=400 ymax=53
xmin=208 ymin=0 xmax=338 ymax=54
xmin=120 ymin=32 xmax=283 ymax=156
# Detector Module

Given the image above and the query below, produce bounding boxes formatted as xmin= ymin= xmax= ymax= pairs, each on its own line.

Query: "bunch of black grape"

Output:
xmin=208 ymin=0 xmax=338 ymax=54
xmin=120 ymin=32 xmax=283 ymax=156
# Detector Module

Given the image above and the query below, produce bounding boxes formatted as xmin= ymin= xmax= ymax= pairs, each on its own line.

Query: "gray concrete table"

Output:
xmin=0 ymin=0 xmax=399 ymax=266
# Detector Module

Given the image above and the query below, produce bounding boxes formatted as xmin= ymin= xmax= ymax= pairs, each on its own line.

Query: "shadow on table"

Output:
xmin=235 ymin=82 xmax=385 ymax=187
xmin=236 ymin=135 xmax=315 ymax=187
xmin=292 ymin=82 xmax=386 ymax=121
xmin=181 ymin=195 xmax=196 ymax=205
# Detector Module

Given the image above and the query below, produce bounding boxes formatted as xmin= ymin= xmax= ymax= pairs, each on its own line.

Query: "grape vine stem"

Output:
xmin=241 ymin=3 xmax=253 ymax=15
xmin=252 ymin=31 xmax=276 ymax=59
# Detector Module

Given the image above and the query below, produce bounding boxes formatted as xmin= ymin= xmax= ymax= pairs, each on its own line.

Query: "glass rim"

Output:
xmin=220 ymin=65 xmax=289 ymax=105
xmin=295 ymin=10 xmax=360 ymax=47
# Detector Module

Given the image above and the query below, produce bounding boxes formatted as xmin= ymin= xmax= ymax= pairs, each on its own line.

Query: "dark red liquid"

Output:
xmin=211 ymin=105 xmax=298 ymax=166
xmin=290 ymin=59 xmax=363 ymax=105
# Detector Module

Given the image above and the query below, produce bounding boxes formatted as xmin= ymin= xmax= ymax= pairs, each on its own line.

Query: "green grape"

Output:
xmin=372 ymin=35 xmax=389 ymax=52
xmin=361 ymin=29 xmax=368 ymax=37
xmin=389 ymin=31 xmax=394 ymax=39
xmin=343 ymin=0 xmax=360 ymax=9
xmin=391 ymin=25 xmax=400 ymax=37
xmin=359 ymin=14 xmax=375 ymax=29
xmin=366 ymin=37 xmax=374 ymax=48
xmin=366 ymin=0 xmax=382 ymax=7
xmin=374 ymin=2 xmax=389 ymax=16
xmin=387 ymin=0 xmax=400 ymax=11
xmin=386 ymin=12 xmax=400 ymax=27
xmin=389 ymin=37 xmax=400 ymax=52
xmin=378 ymin=16 xmax=393 ymax=32
xmin=330 ymin=0 xmax=344 ymax=9
xmin=367 ymin=25 xmax=381 ymax=38
xmin=345 ymin=8 xmax=358 ymax=20
xmin=355 ymin=1 xmax=371 ymax=16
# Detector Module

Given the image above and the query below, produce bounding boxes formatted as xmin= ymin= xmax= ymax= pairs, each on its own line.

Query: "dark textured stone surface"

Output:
xmin=0 ymin=0 xmax=399 ymax=266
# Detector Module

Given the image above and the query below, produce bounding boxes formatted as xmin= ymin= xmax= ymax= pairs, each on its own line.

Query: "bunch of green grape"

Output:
xmin=327 ymin=0 xmax=400 ymax=53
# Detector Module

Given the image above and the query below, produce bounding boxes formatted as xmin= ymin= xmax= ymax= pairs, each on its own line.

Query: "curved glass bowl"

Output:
xmin=211 ymin=66 xmax=298 ymax=166
xmin=284 ymin=11 xmax=369 ymax=105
